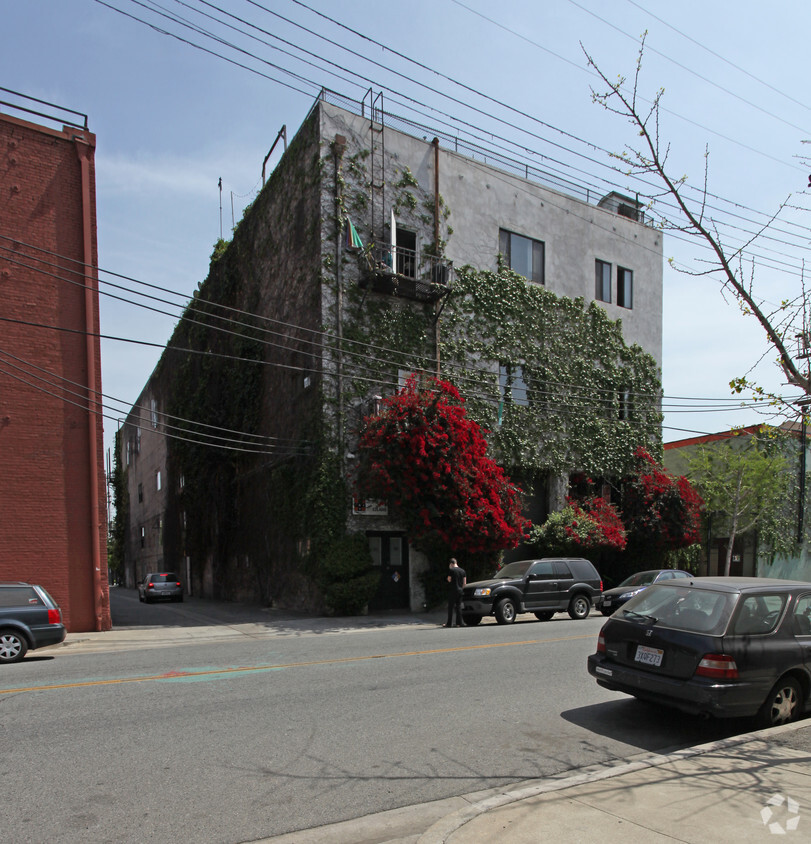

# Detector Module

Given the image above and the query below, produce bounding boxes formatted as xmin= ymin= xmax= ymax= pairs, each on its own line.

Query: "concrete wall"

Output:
xmin=0 ymin=112 xmax=109 ymax=631
xmin=319 ymin=102 xmax=662 ymax=366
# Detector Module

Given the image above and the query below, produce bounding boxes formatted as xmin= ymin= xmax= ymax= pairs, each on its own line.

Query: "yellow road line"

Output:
xmin=0 ymin=634 xmax=594 ymax=695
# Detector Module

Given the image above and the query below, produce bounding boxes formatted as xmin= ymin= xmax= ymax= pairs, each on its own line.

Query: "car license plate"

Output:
xmin=635 ymin=645 xmax=663 ymax=667
xmin=603 ymin=598 xmax=612 ymax=607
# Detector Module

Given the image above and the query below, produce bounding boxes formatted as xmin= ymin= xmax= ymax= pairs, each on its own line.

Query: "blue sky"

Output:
xmin=4 ymin=1 xmax=811 ymax=460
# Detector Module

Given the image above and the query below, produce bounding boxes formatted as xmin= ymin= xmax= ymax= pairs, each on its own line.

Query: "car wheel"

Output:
xmin=494 ymin=598 xmax=517 ymax=624
xmin=534 ymin=612 xmax=554 ymax=621
xmin=757 ymin=676 xmax=803 ymax=728
xmin=462 ymin=614 xmax=482 ymax=626
xmin=0 ymin=629 xmax=29 ymax=663
xmin=568 ymin=594 xmax=591 ymax=619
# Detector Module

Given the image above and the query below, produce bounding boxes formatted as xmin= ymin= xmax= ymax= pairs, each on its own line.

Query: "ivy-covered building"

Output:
xmin=118 ymin=92 xmax=663 ymax=612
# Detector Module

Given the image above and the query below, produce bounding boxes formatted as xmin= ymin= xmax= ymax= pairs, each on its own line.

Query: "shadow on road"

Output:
xmin=561 ymin=697 xmax=755 ymax=753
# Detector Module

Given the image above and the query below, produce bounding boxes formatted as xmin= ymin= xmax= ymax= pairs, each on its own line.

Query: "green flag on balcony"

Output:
xmin=346 ymin=216 xmax=364 ymax=249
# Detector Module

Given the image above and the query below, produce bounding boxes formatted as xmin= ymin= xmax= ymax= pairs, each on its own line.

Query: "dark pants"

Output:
xmin=446 ymin=592 xmax=463 ymax=626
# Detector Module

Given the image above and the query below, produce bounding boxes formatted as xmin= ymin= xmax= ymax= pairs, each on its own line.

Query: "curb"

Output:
xmin=416 ymin=720 xmax=808 ymax=843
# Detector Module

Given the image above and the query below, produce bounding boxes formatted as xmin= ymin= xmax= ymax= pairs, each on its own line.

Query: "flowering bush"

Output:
xmin=532 ymin=495 xmax=627 ymax=553
xmin=621 ymin=447 xmax=703 ymax=551
xmin=355 ymin=375 xmax=530 ymax=555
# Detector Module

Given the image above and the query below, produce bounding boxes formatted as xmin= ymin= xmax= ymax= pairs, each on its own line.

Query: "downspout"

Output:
xmin=332 ymin=135 xmax=347 ymax=468
xmin=433 ymin=138 xmax=441 ymax=378
xmin=75 ymin=133 xmax=104 ymax=631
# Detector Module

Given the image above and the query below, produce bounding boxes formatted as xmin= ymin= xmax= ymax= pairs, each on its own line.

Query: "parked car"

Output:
xmin=599 ymin=569 xmax=692 ymax=616
xmin=461 ymin=557 xmax=603 ymax=625
xmin=138 ymin=573 xmax=183 ymax=603
xmin=588 ymin=577 xmax=811 ymax=727
xmin=0 ymin=582 xmax=66 ymax=663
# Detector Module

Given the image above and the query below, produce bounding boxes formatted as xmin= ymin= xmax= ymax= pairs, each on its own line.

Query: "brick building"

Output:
xmin=120 ymin=93 xmax=663 ymax=612
xmin=0 ymin=94 xmax=110 ymax=631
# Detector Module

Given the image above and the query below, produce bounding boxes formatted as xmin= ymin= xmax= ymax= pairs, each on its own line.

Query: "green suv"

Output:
xmin=0 ymin=582 xmax=66 ymax=663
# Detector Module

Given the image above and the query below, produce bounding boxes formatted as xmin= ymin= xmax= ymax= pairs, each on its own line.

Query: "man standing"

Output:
xmin=445 ymin=558 xmax=466 ymax=627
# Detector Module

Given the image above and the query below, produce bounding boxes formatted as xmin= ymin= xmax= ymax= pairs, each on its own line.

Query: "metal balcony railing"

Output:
xmin=358 ymin=242 xmax=452 ymax=302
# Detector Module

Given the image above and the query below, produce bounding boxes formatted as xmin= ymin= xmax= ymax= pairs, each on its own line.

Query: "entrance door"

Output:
xmin=367 ymin=533 xmax=410 ymax=610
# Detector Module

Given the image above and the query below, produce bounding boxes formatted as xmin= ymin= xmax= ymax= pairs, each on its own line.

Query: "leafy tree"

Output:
xmin=621 ymin=448 xmax=703 ymax=556
xmin=354 ymin=375 xmax=530 ymax=573
xmin=687 ymin=435 xmax=789 ymax=575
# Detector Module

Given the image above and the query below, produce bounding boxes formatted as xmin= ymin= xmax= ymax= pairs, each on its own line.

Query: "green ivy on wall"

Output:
xmin=439 ymin=266 xmax=662 ymax=477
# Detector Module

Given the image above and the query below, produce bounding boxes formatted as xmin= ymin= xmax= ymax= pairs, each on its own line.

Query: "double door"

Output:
xmin=367 ymin=532 xmax=410 ymax=611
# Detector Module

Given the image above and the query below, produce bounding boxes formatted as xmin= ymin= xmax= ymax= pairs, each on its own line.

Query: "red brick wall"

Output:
xmin=0 ymin=112 xmax=110 ymax=631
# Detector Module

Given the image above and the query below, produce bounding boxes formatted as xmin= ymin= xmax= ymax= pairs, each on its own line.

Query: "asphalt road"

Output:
xmin=1 ymin=591 xmax=749 ymax=843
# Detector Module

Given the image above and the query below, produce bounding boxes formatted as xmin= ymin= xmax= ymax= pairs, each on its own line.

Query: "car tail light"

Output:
xmin=599 ymin=580 xmax=604 ymax=592
xmin=695 ymin=654 xmax=738 ymax=679
xmin=147 ymin=583 xmax=154 ymax=589
xmin=596 ymin=628 xmax=606 ymax=654
xmin=176 ymin=582 xmax=181 ymax=587
xmin=47 ymin=608 xmax=61 ymax=624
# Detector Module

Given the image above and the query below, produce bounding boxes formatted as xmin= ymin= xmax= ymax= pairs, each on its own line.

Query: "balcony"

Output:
xmin=358 ymin=242 xmax=452 ymax=302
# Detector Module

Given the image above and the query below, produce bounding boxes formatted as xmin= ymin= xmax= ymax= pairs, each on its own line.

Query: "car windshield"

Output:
xmin=494 ymin=561 xmax=533 ymax=579
xmin=616 ymin=584 xmax=736 ymax=635
xmin=617 ymin=571 xmax=658 ymax=588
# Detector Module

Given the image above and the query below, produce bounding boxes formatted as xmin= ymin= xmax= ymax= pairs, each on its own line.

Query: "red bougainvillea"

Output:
xmin=533 ymin=495 xmax=627 ymax=553
xmin=354 ymin=375 xmax=529 ymax=554
xmin=621 ymin=447 xmax=703 ymax=550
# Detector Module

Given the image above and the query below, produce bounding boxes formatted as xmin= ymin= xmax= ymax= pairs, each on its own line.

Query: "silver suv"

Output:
xmin=0 ymin=582 xmax=66 ymax=663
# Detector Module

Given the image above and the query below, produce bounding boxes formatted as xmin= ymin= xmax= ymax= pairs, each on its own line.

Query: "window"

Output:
xmin=156 ymin=471 xmax=162 ymax=491
xmin=140 ymin=526 xmax=146 ymax=548
xmin=618 ymin=267 xmax=633 ymax=308
xmin=499 ymin=363 xmax=529 ymax=408
xmin=150 ymin=398 xmax=158 ymax=428
xmin=595 ymin=259 xmax=611 ymax=303
xmin=793 ymin=595 xmax=811 ymax=636
xmin=126 ymin=439 xmax=131 ymax=466
xmin=137 ymin=483 xmax=143 ymax=503
xmin=499 ymin=229 xmax=544 ymax=284
xmin=395 ymin=229 xmax=417 ymax=277
xmin=619 ymin=389 xmax=632 ymax=421
xmin=135 ymin=426 xmax=141 ymax=454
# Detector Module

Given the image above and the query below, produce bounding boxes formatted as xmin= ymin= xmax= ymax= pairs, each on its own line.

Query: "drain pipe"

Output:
xmin=74 ymin=131 xmax=104 ymax=631
xmin=332 ymin=135 xmax=347 ymax=466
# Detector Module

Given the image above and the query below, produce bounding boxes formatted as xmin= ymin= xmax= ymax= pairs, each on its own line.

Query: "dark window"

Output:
xmin=529 ymin=561 xmax=557 ymax=578
xmin=595 ymin=259 xmax=611 ymax=303
xmin=140 ymin=526 xmax=146 ymax=548
xmin=499 ymin=229 xmax=544 ymax=284
xmin=152 ymin=573 xmax=179 ymax=583
xmin=0 ymin=586 xmax=39 ymax=607
xmin=618 ymin=266 xmax=633 ymax=308
xmin=138 ymin=483 xmax=143 ymax=503
xmin=395 ymin=229 xmax=417 ymax=277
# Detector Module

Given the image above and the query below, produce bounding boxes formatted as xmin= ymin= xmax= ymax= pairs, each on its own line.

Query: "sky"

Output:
xmin=4 ymin=0 xmax=811 ymax=464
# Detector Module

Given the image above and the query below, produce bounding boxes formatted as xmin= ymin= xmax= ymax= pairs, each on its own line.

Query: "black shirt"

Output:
xmin=448 ymin=566 xmax=466 ymax=595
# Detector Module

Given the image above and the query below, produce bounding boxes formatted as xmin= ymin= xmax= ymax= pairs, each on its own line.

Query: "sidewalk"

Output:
xmin=261 ymin=721 xmax=811 ymax=843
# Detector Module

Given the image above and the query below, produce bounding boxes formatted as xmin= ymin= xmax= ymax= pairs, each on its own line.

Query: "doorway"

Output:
xmin=367 ymin=532 xmax=410 ymax=610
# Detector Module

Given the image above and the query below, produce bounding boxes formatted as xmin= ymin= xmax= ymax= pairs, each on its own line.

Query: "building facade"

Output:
xmin=119 ymin=93 xmax=663 ymax=612
xmin=0 ymin=96 xmax=110 ymax=631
